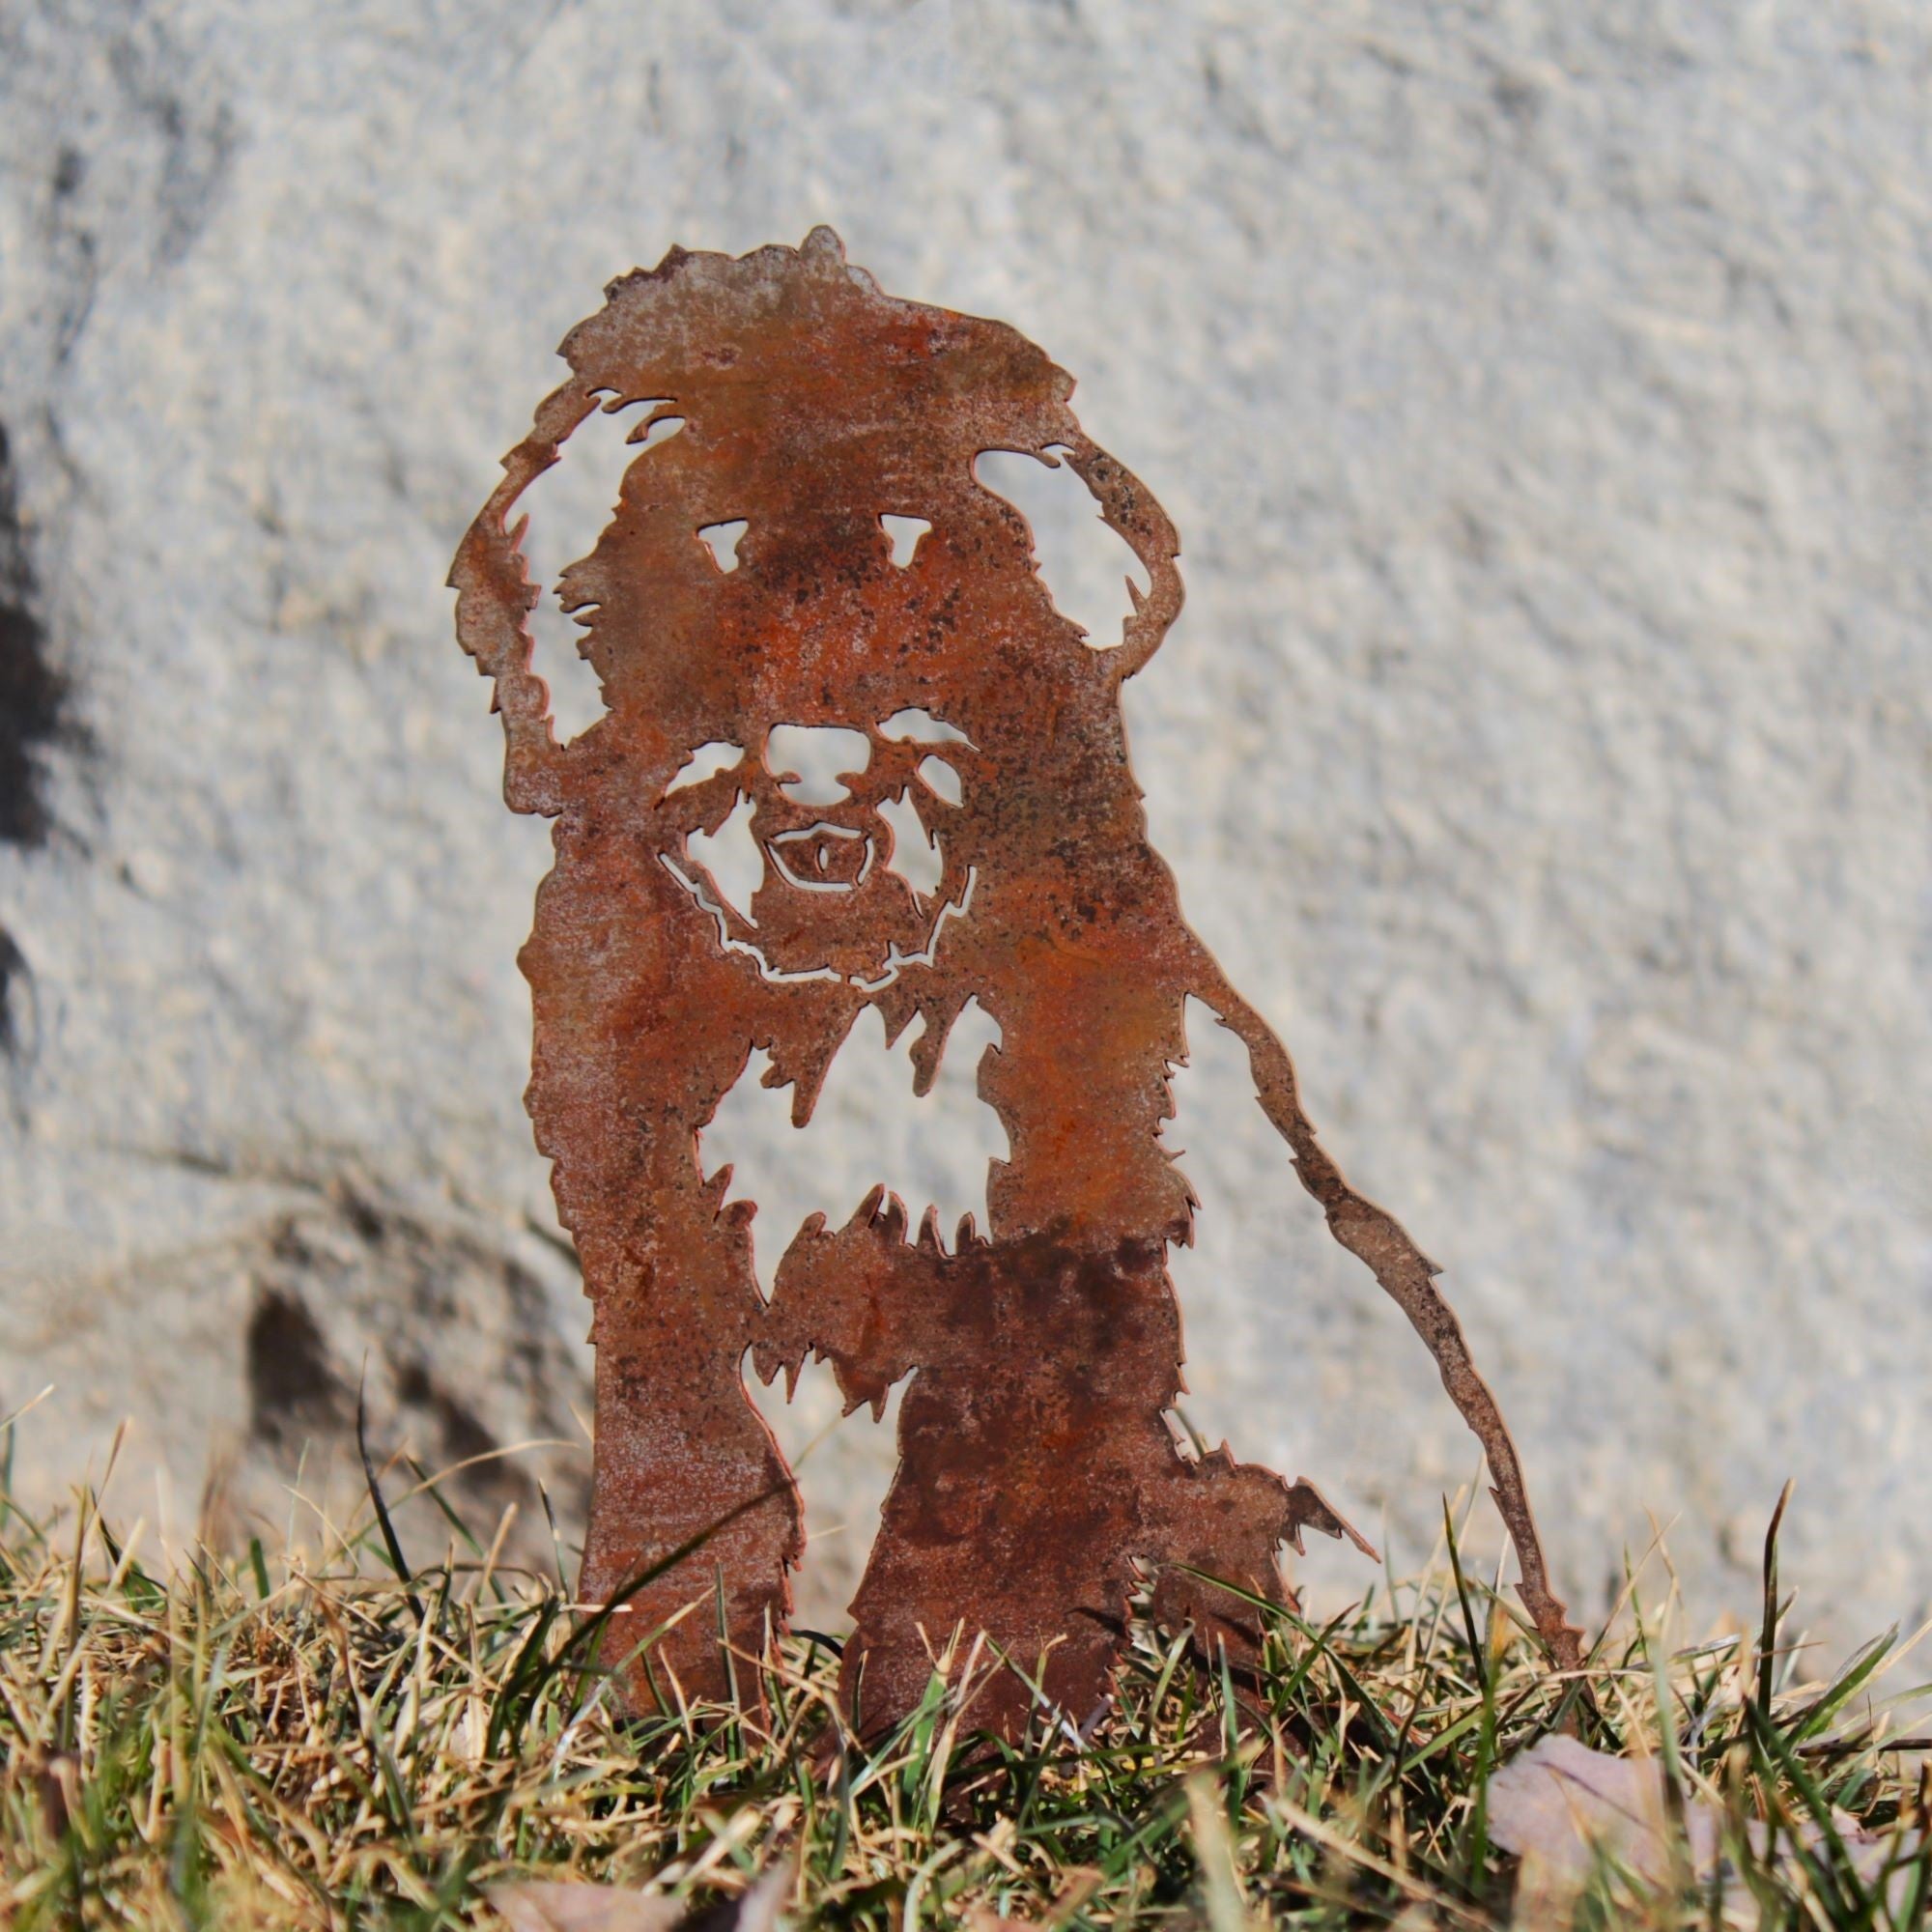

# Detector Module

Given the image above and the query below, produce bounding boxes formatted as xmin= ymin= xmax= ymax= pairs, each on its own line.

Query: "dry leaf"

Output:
xmin=1489 ymin=1734 xmax=1923 ymax=1918
xmin=490 ymin=1861 xmax=792 ymax=1932
xmin=489 ymin=1886 xmax=685 ymax=1932
xmin=1490 ymin=1734 xmax=1690 ymax=1891
xmin=700 ymin=1862 xmax=793 ymax=1932
xmin=1383 ymin=1908 xmax=1441 ymax=1932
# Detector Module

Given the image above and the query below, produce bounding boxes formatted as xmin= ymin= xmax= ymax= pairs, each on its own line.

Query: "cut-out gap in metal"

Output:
xmin=507 ymin=392 xmax=662 ymax=742
xmin=697 ymin=519 xmax=748 ymax=572
xmin=664 ymin=740 xmax=745 ymax=796
xmin=878 ymin=707 xmax=972 ymax=747
xmin=1157 ymin=996 xmax=1361 ymax=1478
xmin=684 ymin=793 xmax=763 ymax=924
xmin=744 ymin=1362 xmax=905 ymax=1633
xmin=879 ymin=514 xmax=931 ymax=568
xmin=973 ymin=444 xmax=1151 ymax=649
xmin=766 ymin=724 xmax=870 ymax=807
xmin=769 ymin=820 xmax=871 ymax=893
xmin=915 ymin=753 xmax=961 ymax=807
xmin=700 ymin=1000 xmax=1007 ymax=1299
xmin=877 ymin=791 xmax=942 ymax=898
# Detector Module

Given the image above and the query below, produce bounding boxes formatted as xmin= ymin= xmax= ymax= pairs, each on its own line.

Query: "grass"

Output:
xmin=2 ymin=1420 xmax=1929 ymax=1930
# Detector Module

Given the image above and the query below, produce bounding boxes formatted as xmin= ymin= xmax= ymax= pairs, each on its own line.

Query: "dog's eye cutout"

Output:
xmin=696 ymin=520 xmax=748 ymax=572
xmin=685 ymin=794 xmax=764 ymax=923
xmin=877 ymin=707 xmax=973 ymax=749
xmin=664 ymin=741 xmax=745 ymax=797
xmin=916 ymin=755 xmax=962 ymax=807
xmin=878 ymin=792 xmax=943 ymax=898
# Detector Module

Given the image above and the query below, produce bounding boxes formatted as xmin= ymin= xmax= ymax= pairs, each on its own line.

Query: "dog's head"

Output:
xmin=466 ymin=228 xmax=1184 ymax=990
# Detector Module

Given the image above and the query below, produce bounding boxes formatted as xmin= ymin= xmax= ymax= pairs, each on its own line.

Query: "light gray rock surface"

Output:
xmin=2 ymin=0 xmax=1928 ymax=1637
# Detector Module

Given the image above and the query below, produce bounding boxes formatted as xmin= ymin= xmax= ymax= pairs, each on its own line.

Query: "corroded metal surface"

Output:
xmin=450 ymin=227 xmax=1582 ymax=1736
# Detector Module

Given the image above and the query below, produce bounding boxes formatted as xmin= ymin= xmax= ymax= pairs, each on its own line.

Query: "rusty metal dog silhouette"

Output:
xmin=450 ymin=227 xmax=1580 ymax=1738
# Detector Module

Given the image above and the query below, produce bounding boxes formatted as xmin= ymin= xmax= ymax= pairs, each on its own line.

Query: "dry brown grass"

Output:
xmin=3 ymin=1421 xmax=1928 ymax=1929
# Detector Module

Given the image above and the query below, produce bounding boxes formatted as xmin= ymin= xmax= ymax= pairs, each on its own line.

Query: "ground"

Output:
xmin=2 ymin=1429 xmax=1927 ymax=1930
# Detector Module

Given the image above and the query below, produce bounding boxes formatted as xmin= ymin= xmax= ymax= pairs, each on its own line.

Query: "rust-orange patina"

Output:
xmin=450 ymin=228 xmax=1580 ymax=1738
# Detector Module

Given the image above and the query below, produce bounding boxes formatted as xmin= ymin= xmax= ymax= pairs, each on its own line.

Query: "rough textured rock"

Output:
xmin=1 ymin=2 xmax=1927 ymax=1637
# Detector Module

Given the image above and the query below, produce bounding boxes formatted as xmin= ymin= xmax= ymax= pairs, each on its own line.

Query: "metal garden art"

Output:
xmin=450 ymin=228 xmax=1580 ymax=1739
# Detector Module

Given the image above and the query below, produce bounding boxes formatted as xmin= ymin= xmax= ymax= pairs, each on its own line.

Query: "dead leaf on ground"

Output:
xmin=1490 ymin=1734 xmax=1923 ymax=1918
xmin=489 ymin=1886 xmax=684 ymax=1932
xmin=1383 ymin=1907 xmax=1441 ymax=1932
xmin=490 ymin=1858 xmax=792 ymax=1932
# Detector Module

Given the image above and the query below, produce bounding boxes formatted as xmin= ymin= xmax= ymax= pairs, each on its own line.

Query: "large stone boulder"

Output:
xmin=2 ymin=1 xmax=1927 ymax=1637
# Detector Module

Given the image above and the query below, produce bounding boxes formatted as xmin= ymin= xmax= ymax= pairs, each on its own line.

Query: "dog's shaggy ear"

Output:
xmin=1059 ymin=440 xmax=1184 ymax=680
